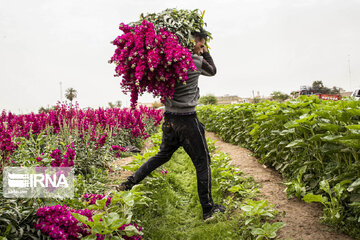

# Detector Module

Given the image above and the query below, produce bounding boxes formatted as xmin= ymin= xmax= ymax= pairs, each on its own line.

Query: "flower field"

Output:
xmin=0 ymin=104 xmax=162 ymax=239
xmin=0 ymin=103 xmax=287 ymax=240
xmin=197 ymin=96 xmax=360 ymax=239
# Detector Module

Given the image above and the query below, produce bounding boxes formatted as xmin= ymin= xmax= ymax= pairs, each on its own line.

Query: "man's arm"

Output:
xmin=201 ymin=51 xmax=217 ymax=76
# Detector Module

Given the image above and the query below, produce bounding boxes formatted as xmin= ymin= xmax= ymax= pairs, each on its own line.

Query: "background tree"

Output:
xmin=312 ymin=80 xmax=325 ymax=93
xmin=38 ymin=106 xmax=49 ymax=114
xmin=199 ymin=94 xmax=218 ymax=105
xmin=330 ymin=86 xmax=343 ymax=94
xmin=270 ymin=91 xmax=290 ymax=102
xmin=108 ymin=102 xmax=115 ymax=108
xmin=115 ymin=100 xmax=122 ymax=108
xmin=65 ymin=88 xmax=77 ymax=105
xmin=38 ymin=105 xmax=57 ymax=114
xmin=108 ymin=100 xmax=122 ymax=108
xmin=311 ymin=80 xmax=343 ymax=94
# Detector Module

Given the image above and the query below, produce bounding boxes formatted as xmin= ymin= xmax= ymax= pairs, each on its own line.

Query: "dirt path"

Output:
xmin=108 ymin=140 xmax=154 ymax=186
xmin=206 ymin=131 xmax=353 ymax=240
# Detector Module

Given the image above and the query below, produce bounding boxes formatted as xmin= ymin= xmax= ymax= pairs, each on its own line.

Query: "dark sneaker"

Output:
xmin=203 ymin=204 xmax=226 ymax=221
xmin=116 ymin=180 xmax=135 ymax=191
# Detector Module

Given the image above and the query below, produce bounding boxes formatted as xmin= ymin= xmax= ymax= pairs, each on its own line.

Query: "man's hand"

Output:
xmin=203 ymin=45 xmax=208 ymax=53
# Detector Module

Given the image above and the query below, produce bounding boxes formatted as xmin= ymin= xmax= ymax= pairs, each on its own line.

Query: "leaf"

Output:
xmin=318 ymin=123 xmax=339 ymax=133
xmin=321 ymin=135 xmax=343 ymax=142
xmin=348 ymin=178 xmax=360 ymax=192
xmin=110 ymin=219 xmax=128 ymax=231
xmin=110 ymin=236 xmax=125 ymax=240
xmin=257 ymin=115 xmax=268 ymax=120
xmin=92 ymin=222 xmax=105 ymax=234
xmin=319 ymin=180 xmax=331 ymax=194
xmin=228 ymin=185 xmax=243 ymax=193
xmin=240 ymin=205 xmax=252 ymax=212
xmin=339 ymin=139 xmax=360 ymax=148
xmin=92 ymin=213 xmax=105 ymax=224
xmin=123 ymin=225 xmax=142 ymax=237
xmin=251 ymin=227 xmax=265 ymax=235
xmin=268 ymin=222 xmax=286 ymax=232
xmin=284 ymin=120 xmax=299 ymax=129
xmin=346 ymin=125 xmax=360 ymax=130
xmin=296 ymin=113 xmax=316 ymax=124
xmin=96 ymin=198 xmax=107 ymax=209
xmin=303 ymin=193 xmax=324 ymax=203
xmin=6 ymin=224 xmax=13 ymax=235
xmin=244 ymin=218 xmax=253 ymax=225
xmin=71 ymin=212 xmax=91 ymax=225
xmin=0 ymin=218 xmax=11 ymax=225
xmin=104 ymin=212 xmax=120 ymax=227
xmin=250 ymin=124 xmax=260 ymax=136
xmin=308 ymin=133 xmax=326 ymax=142
xmin=82 ymin=235 xmax=97 ymax=240
xmin=285 ymin=139 xmax=305 ymax=148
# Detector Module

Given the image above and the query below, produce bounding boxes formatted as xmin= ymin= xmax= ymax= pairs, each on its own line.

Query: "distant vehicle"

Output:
xmin=315 ymin=93 xmax=341 ymax=101
xmin=351 ymin=89 xmax=360 ymax=100
xmin=297 ymin=85 xmax=341 ymax=101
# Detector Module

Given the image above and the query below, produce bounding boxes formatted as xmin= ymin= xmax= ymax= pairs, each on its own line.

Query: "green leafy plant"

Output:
xmin=237 ymin=199 xmax=280 ymax=239
xmin=251 ymin=222 xmax=286 ymax=240
xmin=240 ymin=199 xmax=278 ymax=226
xmin=71 ymin=189 xmax=149 ymax=239
xmin=0 ymin=197 xmax=47 ymax=240
xmin=303 ymin=179 xmax=350 ymax=225
xmin=284 ymin=166 xmax=307 ymax=199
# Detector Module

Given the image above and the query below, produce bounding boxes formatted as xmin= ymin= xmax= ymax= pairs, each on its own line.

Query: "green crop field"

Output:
xmin=197 ymin=96 xmax=360 ymax=239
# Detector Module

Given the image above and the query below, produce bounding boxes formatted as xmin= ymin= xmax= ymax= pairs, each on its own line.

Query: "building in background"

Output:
xmin=216 ymin=95 xmax=247 ymax=104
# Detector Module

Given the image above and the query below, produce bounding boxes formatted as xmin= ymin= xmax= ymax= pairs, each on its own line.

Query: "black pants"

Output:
xmin=128 ymin=112 xmax=214 ymax=211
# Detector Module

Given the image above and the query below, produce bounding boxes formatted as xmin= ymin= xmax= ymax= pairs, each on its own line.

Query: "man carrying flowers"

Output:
xmin=117 ymin=29 xmax=225 ymax=221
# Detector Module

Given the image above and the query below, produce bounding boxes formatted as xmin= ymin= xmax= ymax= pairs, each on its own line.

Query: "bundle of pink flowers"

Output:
xmin=110 ymin=20 xmax=196 ymax=108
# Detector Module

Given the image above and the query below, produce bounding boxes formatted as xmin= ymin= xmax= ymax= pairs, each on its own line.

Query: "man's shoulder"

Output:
xmin=191 ymin=54 xmax=203 ymax=71
xmin=191 ymin=54 xmax=203 ymax=61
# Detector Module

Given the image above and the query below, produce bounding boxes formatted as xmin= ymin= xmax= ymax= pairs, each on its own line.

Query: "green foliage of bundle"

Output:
xmin=131 ymin=8 xmax=212 ymax=50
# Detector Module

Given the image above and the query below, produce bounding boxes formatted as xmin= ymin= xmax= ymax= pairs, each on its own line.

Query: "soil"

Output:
xmin=205 ymin=131 xmax=354 ymax=240
xmin=108 ymin=140 xmax=154 ymax=186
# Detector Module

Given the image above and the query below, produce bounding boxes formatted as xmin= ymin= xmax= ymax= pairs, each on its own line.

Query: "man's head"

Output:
xmin=192 ymin=29 xmax=208 ymax=55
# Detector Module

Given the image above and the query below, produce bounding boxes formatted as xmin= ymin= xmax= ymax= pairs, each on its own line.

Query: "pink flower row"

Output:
xmin=0 ymin=103 xmax=163 ymax=170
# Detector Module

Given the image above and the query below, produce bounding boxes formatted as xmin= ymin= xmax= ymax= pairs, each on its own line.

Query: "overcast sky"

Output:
xmin=1 ymin=0 xmax=359 ymax=113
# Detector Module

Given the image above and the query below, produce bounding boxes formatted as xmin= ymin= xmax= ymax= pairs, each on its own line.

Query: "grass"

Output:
xmin=134 ymin=147 xmax=241 ymax=240
xmin=122 ymin=131 xmax=284 ymax=240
